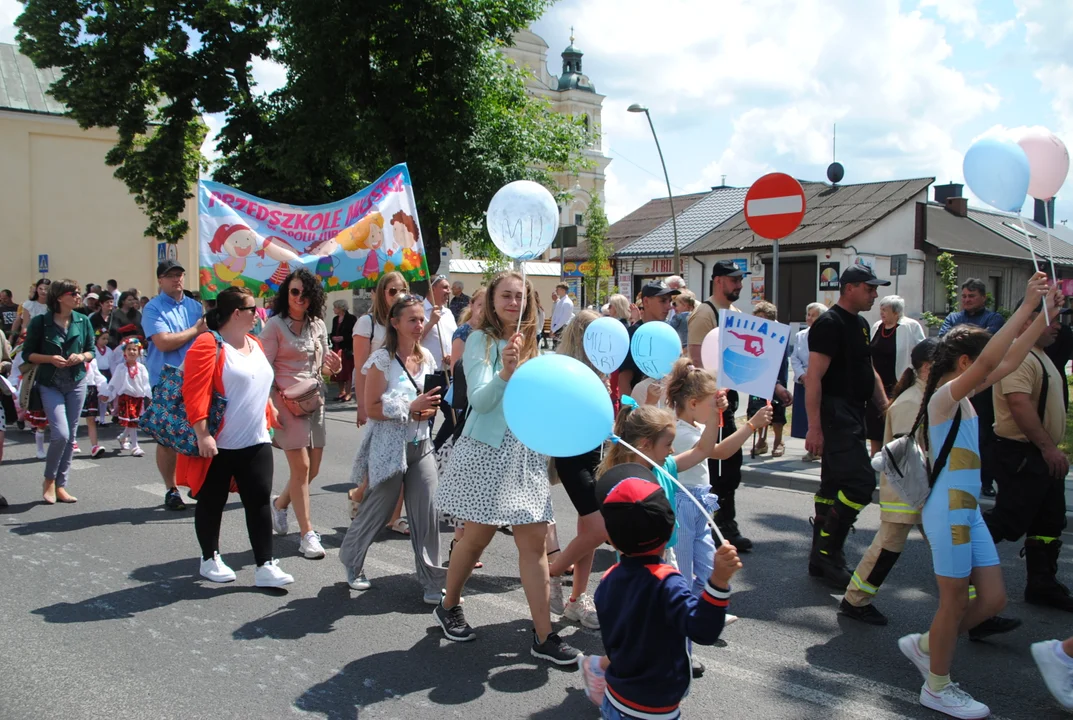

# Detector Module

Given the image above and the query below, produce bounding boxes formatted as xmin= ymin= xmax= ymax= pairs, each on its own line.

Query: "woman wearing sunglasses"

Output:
xmin=349 ymin=271 xmax=410 ymax=529
xmin=339 ymin=293 xmax=446 ymax=600
xmin=261 ymin=269 xmax=342 ymax=560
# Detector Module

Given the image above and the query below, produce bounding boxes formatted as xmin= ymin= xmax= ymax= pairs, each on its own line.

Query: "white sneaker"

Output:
xmin=550 ymin=574 xmax=565 ymax=615
xmin=254 ymin=559 xmax=294 ymax=587
xmin=725 ymin=613 xmax=740 ymax=625
xmin=563 ymin=593 xmax=600 ymax=629
xmin=346 ymin=568 xmax=371 ymax=590
xmin=898 ymin=633 xmax=931 ymax=682
xmin=270 ymin=495 xmax=289 ymax=536
xmin=1033 ymin=640 xmax=1073 ymax=710
xmin=72 ymin=442 xmax=81 ymax=454
xmin=36 ymin=446 xmax=46 ymax=460
xmin=299 ymin=530 xmax=326 ymax=559
xmin=919 ymin=682 xmax=990 ymax=719
xmin=199 ymin=552 xmax=236 ymax=583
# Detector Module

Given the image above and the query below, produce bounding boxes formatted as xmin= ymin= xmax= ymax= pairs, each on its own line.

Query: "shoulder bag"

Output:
xmin=139 ymin=332 xmax=228 ymax=456
xmin=876 ymin=405 xmax=961 ymax=509
xmin=275 ymin=318 xmax=325 ymax=417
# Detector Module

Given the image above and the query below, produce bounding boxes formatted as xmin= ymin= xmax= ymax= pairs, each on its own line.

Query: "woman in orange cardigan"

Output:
xmin=179 ymin=286 xmax=292 ymax=587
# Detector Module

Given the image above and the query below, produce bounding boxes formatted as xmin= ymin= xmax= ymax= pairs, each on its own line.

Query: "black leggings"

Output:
xmin=194 ymin=443 xmax=274 ymax=566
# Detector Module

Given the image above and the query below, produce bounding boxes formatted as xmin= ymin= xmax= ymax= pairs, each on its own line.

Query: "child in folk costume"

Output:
xmin=14 ymin=345 xmax=50 ymax=460
xmin=101 ymin=338 xmax=152 ymax=457
xmin=93 ymin=333 xmax=113 ymax=425
xmin=580 ymin=470 xmax=742 ymax=719
xmin=78 ymin=355 xmax=109 ymax=459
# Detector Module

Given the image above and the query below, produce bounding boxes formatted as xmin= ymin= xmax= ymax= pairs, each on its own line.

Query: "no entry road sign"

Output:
xmin=745 ymin=173 xmax=806 ymax=240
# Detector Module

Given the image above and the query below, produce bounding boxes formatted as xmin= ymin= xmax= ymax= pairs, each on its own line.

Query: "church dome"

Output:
xmin=558 ymin=33 xmax=595 ymax=93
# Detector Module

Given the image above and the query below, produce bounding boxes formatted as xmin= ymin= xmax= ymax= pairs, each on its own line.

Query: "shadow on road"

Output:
xmin=7 ymin=502 xmax=239 ymax=535
xmin=294 ymin=621 xmax=581 ymax=719
xmin=31 ymin=551 xmax=285 ymax=623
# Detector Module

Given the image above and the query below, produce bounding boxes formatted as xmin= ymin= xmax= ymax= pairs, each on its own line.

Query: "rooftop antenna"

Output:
xmin=827 ymin=123 xmax=844 ymax=185
xmin=721 ymin=174 xmax=727 ymax=186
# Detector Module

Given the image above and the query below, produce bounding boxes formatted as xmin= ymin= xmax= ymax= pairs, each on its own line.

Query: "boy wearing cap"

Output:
xmin=616 ymin=281 xmax=680 ymax=399
xmin=804 ymin=263 xmax=890 ymax=588
xmin=583 ymin=467 xmax=740 ymax=719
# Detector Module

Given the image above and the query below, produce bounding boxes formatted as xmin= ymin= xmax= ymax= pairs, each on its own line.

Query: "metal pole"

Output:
xmin=643 ymin=110 xmax=680 ymax=276
xmin=772 ymin=239 xmax=779 ymax=311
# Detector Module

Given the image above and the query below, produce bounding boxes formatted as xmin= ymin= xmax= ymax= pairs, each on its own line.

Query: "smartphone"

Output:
xmin=423 ymin=372 xmax=447 ymax=396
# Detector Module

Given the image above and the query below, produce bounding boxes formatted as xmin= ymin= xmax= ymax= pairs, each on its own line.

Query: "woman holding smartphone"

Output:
xmin=338 ymin=294 xmax=446 ymax=603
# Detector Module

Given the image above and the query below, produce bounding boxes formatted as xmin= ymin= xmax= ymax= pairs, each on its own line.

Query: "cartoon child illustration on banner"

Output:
xmin=197 ymin=163 xmax=429 ymax=299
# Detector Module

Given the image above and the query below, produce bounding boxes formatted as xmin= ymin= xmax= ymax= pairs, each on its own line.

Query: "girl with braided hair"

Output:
xmin=898 ymin=272 xmax=1056 ymax=719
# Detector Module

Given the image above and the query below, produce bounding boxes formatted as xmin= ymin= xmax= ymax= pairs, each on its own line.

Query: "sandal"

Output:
xmin=347 ymin=488 xmax=363 ymax=519
xmin=388 ymin=517 xmax=411 ymax=535
xmin=772 ymin=444 xmax=785 ymax=458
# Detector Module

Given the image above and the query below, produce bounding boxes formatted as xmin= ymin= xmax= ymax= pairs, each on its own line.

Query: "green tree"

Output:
xmin=582 ymin=195 xmax=611 ymax=306
xmin=17 ymin=0 xmax=591 ymax=268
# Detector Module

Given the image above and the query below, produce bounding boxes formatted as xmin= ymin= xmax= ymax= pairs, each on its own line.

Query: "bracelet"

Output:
xmin=746 ymin=420 xmax=757 ymax=431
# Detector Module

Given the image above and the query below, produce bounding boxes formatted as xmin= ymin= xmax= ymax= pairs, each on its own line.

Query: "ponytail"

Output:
xmin=664 ymin=356 xmax=717 ymax=413
xmin=596 ymin=403 xmax=675 ymax=477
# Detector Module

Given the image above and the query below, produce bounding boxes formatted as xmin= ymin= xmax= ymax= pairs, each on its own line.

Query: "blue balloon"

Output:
xmin=963 ymin=138 xmax=1030 ymax=213
xmin=583 ymin=316 xmax=630 ymax=374
xmin=504 ymin=354 xmax=613 ymax=456
xmin=629 ymin=321 xmax=683 ymax=380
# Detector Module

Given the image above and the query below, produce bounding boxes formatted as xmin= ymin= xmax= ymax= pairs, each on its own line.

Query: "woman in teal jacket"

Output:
xmin=433 ymin=271 xmax=581 ymax=666
xmin=23 ymin=279 xmax=96 ymax=504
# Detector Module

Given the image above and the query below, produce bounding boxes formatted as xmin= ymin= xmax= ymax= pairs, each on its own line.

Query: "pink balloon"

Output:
xmin=701 ymin=328 xmax=721 ymax=379
xmin=1018 ymin=128 xmax=1070 ymax=200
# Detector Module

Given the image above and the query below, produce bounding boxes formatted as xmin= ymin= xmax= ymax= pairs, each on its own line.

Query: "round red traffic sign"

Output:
xmin=744 ymin=173 xmax=806 ymax=240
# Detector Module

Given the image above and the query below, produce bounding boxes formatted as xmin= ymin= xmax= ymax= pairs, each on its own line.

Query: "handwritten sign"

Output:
xmin=583 ymin=316 xmax=630 ymax=374
xmin=718 ymin=310 xmax=790 ymax=400
xmin=486 ymin=180 xmax=559 ymax=260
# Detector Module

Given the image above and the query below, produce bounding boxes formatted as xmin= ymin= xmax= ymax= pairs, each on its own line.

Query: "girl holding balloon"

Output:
xmin=433 ymin=271 xmax=582 ymax=666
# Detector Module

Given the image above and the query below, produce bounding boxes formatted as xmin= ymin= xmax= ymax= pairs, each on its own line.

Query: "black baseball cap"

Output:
xmin=640 ymin=280 xmax=681 ymax=298
xmin=156 ymin=259 xmax=186 ymax=277
xmin=711 ymin=260 xmax=749 ymax=279
xmin=840 ymin=265 xmax=890 ymax=287
xmin=597 ymin=467 xmax=675 ymax=556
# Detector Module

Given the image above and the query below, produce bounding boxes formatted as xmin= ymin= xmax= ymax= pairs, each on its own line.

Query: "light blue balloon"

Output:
xmin=963 ymin=138 xmax=1031 ymax=213
xmin=504 ymin=354 xmax=613 ymax=456
xmin=630 ymin=321 xmax=683 ymax=380
xmin=583 ymin=316 xmax=630 ymax=375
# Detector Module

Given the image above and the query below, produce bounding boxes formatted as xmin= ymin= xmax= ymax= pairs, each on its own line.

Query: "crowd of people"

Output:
xmin=3 ymin=257 xmax=1073 ymax=718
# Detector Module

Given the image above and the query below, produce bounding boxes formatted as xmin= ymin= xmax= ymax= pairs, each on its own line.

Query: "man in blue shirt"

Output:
xmin=938 ymin=278 xmax=1005 ymax=336
xmin=142 ymin=259 xmax=206 ymax=511
xmin=939 ymin=277 xmax=1004 ymax=497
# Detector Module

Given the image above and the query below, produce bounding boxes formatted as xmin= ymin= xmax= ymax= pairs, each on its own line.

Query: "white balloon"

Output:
xmin=486 ymin=180 xmax=559 ymax=260
xmin=701 ymin=328 xmax=720 ymax=380
xmin=583 ymin=316 xmax=630 ymax=375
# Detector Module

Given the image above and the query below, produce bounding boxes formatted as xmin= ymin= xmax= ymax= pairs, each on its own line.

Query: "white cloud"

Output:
xmin=603 ymin=163 xmax=668 ymax=224
xmin=918 ymin=0 xmax=1014 ymax=46
xmin=250 ymin=42 xmax=286 ymax=96
xmin=0 ymin=0 xmax=18 ymax=43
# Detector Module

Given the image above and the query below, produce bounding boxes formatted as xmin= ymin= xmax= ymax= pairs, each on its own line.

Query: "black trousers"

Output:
xmin=818 ymin=396 xmax=876 ymax=508
xmin=194 ymin=443 xmax=274 ymax=566
xmin=985 ymin=437 xmax=1067 ymax=543
xmin=971 ymin=388 xmax=997 ymax=490
xmin=709 ymin=402 xmax=744 ymax=525
xmin=432 ymin=399 xmax=457 ymax=452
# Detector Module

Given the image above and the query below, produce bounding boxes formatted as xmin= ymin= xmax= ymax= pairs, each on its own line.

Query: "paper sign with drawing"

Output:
xmin=717 ymin=309 xmax=791 ymax=401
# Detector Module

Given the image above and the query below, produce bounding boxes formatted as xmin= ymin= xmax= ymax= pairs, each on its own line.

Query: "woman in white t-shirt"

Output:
xmin=182 ymin=286 xmax=293 ymax=588
xmin=8 ymin=278 xmax=50 ymax=341
xmin=339 ymin=293 xmax=446 ymax=602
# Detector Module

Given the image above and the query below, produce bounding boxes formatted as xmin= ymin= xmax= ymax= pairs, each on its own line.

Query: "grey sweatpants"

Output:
xmin=339 ymin=439 xmax=446 ymax=593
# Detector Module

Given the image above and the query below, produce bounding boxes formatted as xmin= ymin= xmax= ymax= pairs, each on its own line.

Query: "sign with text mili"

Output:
xmin=718 ymin=309 xmax=791 ymax=401
xmin=197 ymin=163 xmax=429 ymax=299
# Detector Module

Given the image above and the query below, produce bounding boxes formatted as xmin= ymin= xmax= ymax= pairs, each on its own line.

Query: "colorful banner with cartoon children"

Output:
xmin=717 ymin=309 xmax=791 ymax=401
xmin=197 ymin=163 xmax=429 ymax=299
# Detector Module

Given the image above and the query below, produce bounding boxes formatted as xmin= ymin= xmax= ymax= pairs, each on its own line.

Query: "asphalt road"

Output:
xmin=0 ymin=403 xmax=1068 ymax=719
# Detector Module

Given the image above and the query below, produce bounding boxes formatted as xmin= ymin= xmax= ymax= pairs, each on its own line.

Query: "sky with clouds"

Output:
xmin=2 ymin=0 xmax=1070 ymax=227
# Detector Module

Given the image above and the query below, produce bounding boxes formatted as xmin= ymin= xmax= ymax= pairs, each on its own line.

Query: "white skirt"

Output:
xmin=436 ymin=428 xmax=553 ymax=526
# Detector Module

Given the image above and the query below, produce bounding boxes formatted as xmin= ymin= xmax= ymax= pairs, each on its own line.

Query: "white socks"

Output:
xmin=35 ymin=431 xmax=45 ymax=453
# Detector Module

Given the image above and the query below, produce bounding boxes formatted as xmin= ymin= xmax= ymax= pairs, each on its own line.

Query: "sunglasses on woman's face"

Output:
xmin=387 ymin=287 xmax=402 ymax=297
xmin=237 ymin=305 xmax=258 ymax=313
xmin=289 ymin=287 xmax=307 ymax=298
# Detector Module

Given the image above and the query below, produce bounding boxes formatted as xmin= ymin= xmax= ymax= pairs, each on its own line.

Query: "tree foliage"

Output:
xmin=16 ymin=0 xmax=592 ymax=269
xmin=582 ymin=194 xmax=612 ymax=306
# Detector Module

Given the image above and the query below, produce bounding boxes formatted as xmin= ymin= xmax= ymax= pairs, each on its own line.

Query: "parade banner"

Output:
xmin=197 ymin=163 xmax=429 ymax=299
xmin=718 ymin=309 xmax=791 ymax=400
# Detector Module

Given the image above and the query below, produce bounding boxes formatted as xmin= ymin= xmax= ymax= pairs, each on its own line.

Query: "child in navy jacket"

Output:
xmin=582 ymin=465 xmax=741 ymax=719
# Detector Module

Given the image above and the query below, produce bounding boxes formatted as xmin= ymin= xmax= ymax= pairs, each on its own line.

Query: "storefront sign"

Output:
xmin=562 ymin=260 xmax=612 ymax=278
xmin=640 ymin=258 xmax=674 ymax=275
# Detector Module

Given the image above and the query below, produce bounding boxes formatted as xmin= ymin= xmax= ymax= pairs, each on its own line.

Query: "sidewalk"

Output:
xmin=738 ymin=430 xmax=1073 ymax=516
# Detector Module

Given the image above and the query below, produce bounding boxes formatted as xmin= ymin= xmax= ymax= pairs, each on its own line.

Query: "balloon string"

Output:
xmin=516 ymin=262 xmax=526 ymax=338
xmin=1045 ymin=201 xmax=1058 ymax=285
xmin=611 ymin=436 xmax=727 ymax=547
xmin=1014 ymin=214 xmax=1051 ymax=325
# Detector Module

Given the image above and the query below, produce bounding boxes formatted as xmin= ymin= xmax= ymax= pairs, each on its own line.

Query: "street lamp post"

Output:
xmin=628 ymin=103 xmax=680 ymax=276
